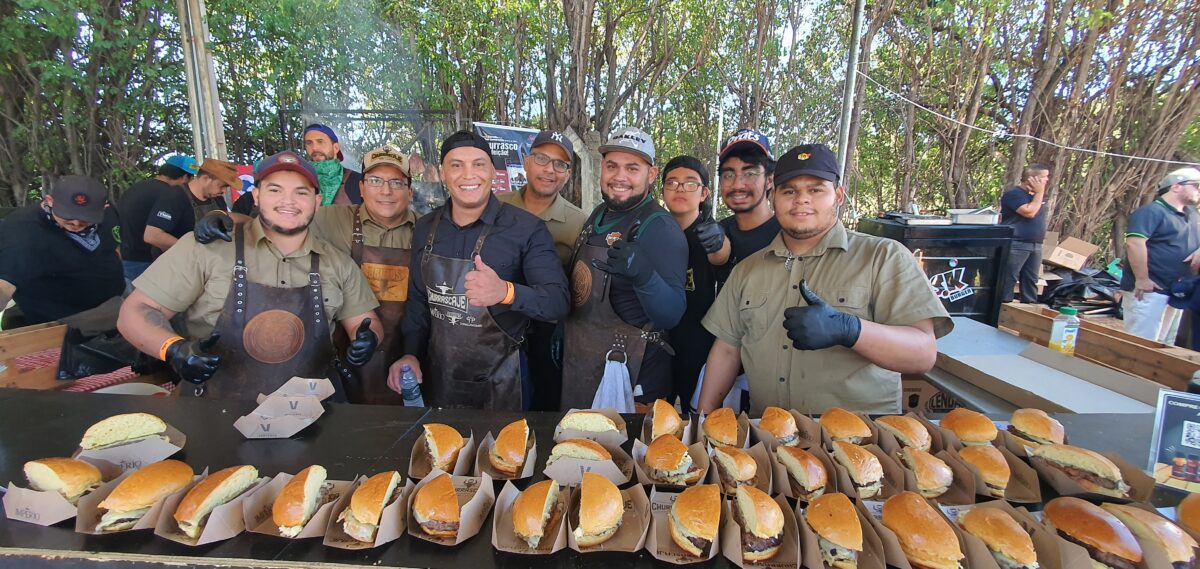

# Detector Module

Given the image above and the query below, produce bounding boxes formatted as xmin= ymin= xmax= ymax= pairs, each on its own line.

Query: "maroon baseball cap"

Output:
xmin=50 ymin=175 xmax=108 ymax=224
xmin=255 ymin=151 xmax=319 ymax=188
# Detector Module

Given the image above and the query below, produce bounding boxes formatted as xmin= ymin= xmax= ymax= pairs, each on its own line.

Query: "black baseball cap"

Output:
xmin=663 ymin=155 xmax=709 ymax=188
xmin=440 ymin=130 xmax=493 ymax=162
xmin=773 ymin=144 xmax=840 ymax=186
xmin=50 ymin=175 xmax=108 ymax=223
xmin=531 ymin=130 xmax=575 ymax=158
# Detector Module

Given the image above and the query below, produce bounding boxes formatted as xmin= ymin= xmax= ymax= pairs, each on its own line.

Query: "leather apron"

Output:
xmin=187 ymin=184 xmax=223 ymax=225
xmin=559 ymin=200 xmax=670 ymax=409
xmin=187 ymin=225 xmax=336 ymax=400
xmin=337 ymin=206 xmax=410 ymax=405
xmin=421 ymin=211 xmax=523 ymax=410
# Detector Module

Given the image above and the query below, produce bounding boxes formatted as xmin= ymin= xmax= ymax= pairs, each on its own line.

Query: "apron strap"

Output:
xmin=424 ymin=209 xmax=441 ymax=254
xmin=471 ymin=223 xmax=492 ymax=258
xmin=308 ymin=252 xmax=327 ymax=335
xmin=232 ymin=225 xmax=249 ymax=328
xmin=351 ymin=205 xmax=365 ymax=245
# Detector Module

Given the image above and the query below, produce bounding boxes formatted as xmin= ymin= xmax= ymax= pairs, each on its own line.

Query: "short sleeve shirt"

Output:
xmin=308 ymin=205 xmax=418 ymax=254
xmin=1121 ymin=199 xmax=1200 ymax=292
xmin=999 ymin=187 xmax=1047 ymax=243
xmin=146 ymin=184 xmax=226 ymax=239
xmin=701 ymin=222 xmax=953 ymax=415
xmin=117 ymin=178 xmax=171 ymax=262
xmin=497 ymin=190 xmax=587 ymax=266
xmin=133 ymin=218 xmax=379 ymax=338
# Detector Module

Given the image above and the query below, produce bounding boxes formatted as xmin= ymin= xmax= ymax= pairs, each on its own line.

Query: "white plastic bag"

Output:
xmin=690 ymin=364 xmax=748 ymax=414
xmin=591 ymin=352 xmax=636 ymax=413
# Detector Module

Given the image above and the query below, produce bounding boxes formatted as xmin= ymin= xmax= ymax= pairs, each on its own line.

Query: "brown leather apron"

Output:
xmin=187 ymin=185 xmax=223 ymax=224
xmin=187 ymin=225 xmax=336 ymax=400
xmin=421 ymin=211 xmax=522 ymax=410
xmin=337 ymin=206 xmax=410 ymax=405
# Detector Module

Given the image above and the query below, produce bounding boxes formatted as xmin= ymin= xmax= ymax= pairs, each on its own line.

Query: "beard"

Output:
xmin=261 ymin=208 xmax=315 ymax=236
xmin=308 ymin=151 xmax=333 ymax=162
xmin=602 ymin=186 xmax=649 ymax=211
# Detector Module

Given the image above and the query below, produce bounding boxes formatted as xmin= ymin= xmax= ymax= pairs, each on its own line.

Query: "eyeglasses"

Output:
xmin=663 ymin=180 xmax=704 ymax=193
xmin=365 ymin=176 xmax=410 ymax=190
xmin=718 ymin=169 xmax=763 ymax=185
xmin=1183 ymin=181 xmax=1200 ymax=188
xmin=530 ymin=152 xmax=571 ymax=173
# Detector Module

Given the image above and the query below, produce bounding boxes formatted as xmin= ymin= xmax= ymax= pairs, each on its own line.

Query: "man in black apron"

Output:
xmin=143 ymin=158 xmax=239 ymax=256
xmin=117 ymin=151 xmax=383 ymax=400
xmin=560 ymin=127 xmax=688 ymax=411
xmin=390 ymin=131 xmax=569 ymax=410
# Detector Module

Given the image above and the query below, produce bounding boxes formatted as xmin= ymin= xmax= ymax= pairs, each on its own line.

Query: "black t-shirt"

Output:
xmin=146 ymin=185 xmax=227 ymax=240
xmin=999 ymin=187 xmax=1047 ymax=243
xmin=231 ymin=191 xmax=257 ymax=216
xmin=717 ymin=215 xmax=781 ymax=283
xmin=116 ymin=178 xmax=172 ymax=262
xmin=0 ymin=204 xmax=125 ymax=324
xmin=671 ymin=217 xmax=718 ymax=375
xmin=1121 ymin=199 xmax=1200 ymax=292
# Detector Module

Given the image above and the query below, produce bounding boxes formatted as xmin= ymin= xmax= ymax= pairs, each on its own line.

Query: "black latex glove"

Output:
xmin=193 ymin=211 xmax=234 ymax=244
xmin=591 ymin=239 xmax=655 ymax=286
xmin=782 ymin=280 xmax=862 ymax=350
xmin=166 ymin=333 xmax=221 ymax=385
xmin=694 ymin=219 xmax=725 ymax=254
xmin=345 ymin=318 xmax=378 ymax=367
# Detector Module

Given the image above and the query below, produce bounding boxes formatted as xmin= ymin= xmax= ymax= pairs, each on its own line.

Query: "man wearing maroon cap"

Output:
xmin=118 ymin=151 xmax=382 ymax=400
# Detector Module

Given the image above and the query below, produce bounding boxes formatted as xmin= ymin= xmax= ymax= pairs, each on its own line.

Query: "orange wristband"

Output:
xmin=158 ymin=336 xmax=184 ymax=361
xmin=501 ymin=281 xmax=516 ymax=305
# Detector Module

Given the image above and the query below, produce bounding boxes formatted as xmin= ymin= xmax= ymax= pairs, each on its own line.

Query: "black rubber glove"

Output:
xmin=694 ymin=219 xmax=725 ymax=254
xmin=782 ymin=280 xmax=862 ymax=350
xmin=591 ymin=239 xmax=655 ymax=286
xmin=193 ymin=211 xmax=234 ymax=244
xmin=166 ymin=333 xmax=221 ymax=385
xmin=345 ymin=318 xmax=378 ymax=367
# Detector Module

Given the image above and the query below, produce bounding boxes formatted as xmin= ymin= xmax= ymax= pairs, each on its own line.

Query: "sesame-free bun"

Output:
xmin=24 ymin=458 xmax=102 ymax=504
xmin=1008 ymin=408 xmax=1065 ymax=445
xmin=423 ymin=424 xmax=465 ymax=471
xmin=489 ymin=419 xmax=530 ymax=476
xmin=413 ymin=473 xmax=460 ymax=538
xmin=882 ymin=492 xmax=964 ymax=569
xmin=174 ymin=465 xmax=259 ymax=539
xmin=1179 ymin=492 xmax=1200 ymax=536
xmin=831 ymin=441 xmax=883 ymax=499
xmin=548 ymin=439 xmax=611 ymax=464
xmin=806 ymin=493 xmax=863 ymax=551
xmin=512 ymin=480 xmax=561 ymax=549
xmin=900 ymin=447 xmax=953 ymax=499
xmin=651 ymin=399 xmax=684 ymax=440
xmin=272 ymin=465 xmax=327 ymax=537
xmin=1028 ymin=444 xmax=1129 ymax=499
xmin=559 ymin=411 xmax=619 ymax=433
xmin=1101 ymin=503 xmax=1197 ymax=566
xmin=958 ymin=445 xmax=1010 ymax=498
xmin=80 ymin=413 xmax=168 ymax=450
xmin=941 ymin=408 xmax=998 ymax=445
xmin=703 ymin=408 xmax=738 ymax=448
xmin=760 ymin=407 xmax=799 ymax=446
xmin=822 ymin=408 xmax=872 ymax=444
xmin=875 ymin=416 xmax=932 ymax=451
xmin=573 ymin=473 xmax=622 ymax=546
xmin=1044 ymin=497 xmax=1142 ymax=569
xmin=776 ymin=446 xmax=827 ymax=501
xmin=733 ymin=486 xmax=784 ymax=561
xmin=713 ymin=446 xmax=757 ymax=493
xmin=96 ymin=459 xmax=193 ymax=532
xmin=669 ymin=484 xmax=720 ymax=557
xmin=645 ymin=435 xmax=703 ymax=485
xmin=337 ymin=470 xmax=400 ymax=543
xmin=957 ymin=507 xmax=1037 ymax=569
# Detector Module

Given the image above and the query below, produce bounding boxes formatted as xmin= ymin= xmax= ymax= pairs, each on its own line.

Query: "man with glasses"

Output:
xmin=1120 ymin=167 xmax=1200 ymax=342
xmin=999 ymin=163 xmax=1050 ymax=303
xmin=709 ymin=129 xmax=782 ymax=282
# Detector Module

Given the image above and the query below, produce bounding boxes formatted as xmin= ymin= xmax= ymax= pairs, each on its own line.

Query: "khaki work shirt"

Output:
xmin=702 ymin=222 xmax=952 ymax=415
xmin=309 ymin=205 xmax=418 ymax=254
xmin=133 ymin=218 xmax=379 ymax=338
xmin=498 ymin=189 xmax=587 ymax=265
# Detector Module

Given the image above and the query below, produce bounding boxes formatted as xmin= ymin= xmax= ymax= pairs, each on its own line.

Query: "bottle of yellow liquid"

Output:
xmin=1049 ymin=307 xmax=1080 ymax=355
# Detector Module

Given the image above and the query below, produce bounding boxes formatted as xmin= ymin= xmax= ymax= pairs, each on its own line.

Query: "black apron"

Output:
xmin=337 ymin=207 xmax=410 ymax=405
xmin=188 ymin=225 xmax=336 ymax=400
xmin=421 ymin=211 xmax=522 ymax=410
xmin=186 ymin=185 xmax=223 ymax=224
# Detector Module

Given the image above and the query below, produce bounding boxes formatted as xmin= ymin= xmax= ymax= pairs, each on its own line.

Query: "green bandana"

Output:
xmin=313 ymin=159 xmax=344 ymax=205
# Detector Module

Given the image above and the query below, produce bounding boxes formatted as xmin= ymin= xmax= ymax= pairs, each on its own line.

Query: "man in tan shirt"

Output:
xmin=698 ymin=144 xmax=951 ymax=415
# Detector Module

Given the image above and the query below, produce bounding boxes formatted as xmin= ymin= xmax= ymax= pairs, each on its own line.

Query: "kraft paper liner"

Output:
xmin=748 ymin=409 xmax=810 ymax=451
xmin=965 ymin=500 xmax=1086 ymax=569
xmin=234 ymin=395 xmax=325 ymax=439
xmin=154 ymin=470 xmax=269 ymax=546
xmin=543 ymin=440 xmax=634 ymax=487
xmin=997 ymin=419 xmax=1071 ymax=459
xmin=491 ymin=480 xmax=571 ymax=555
xmin=830 ymin=444 xmax=905 ymax=500
xmin=254 ymin=376 xmax=336 ymax=403
xmin=911 ymin=496 xmax=1003 ymax=569
xmin=74 ymin=466 xmax=201 ymax=535
xmin=632 ymin=439 xmax=711 ymax=488
xmin=699 ymin=411 xmax=751 ymax=449
xmin=554 ymin=407 xmax=629 ymax=447
xmin=855 ymin=500 xmax=913 ymax=569
xmin=796 ymin=494 xmax=886 ymax=569
xmin=1028 ymin=449 xmax=1154 ymax=504
xmin=4 ymin=456 xmax=116 ymax=527
xmin=408 ymin=429 xmax=476 ymax=481
xmin=770 ymin=442 xmax=840 ymax=502
xmin=818 ymin=411 xmax=878 ymax=448
xmin=246 ymin=472 xmax=354 ymax=539
xmin=322 ymin=476 xmax=414 ymax=550
xmin=1103 ymin=502 xmax=1190 ymax=569
xmin=565 ymin=481 xmax=649 ymax=553
xmin=792 ymin=412 xmax=825 ymax=450
xmin=474 ymin=430 xmax=538 ymax=481
xmin=720 ymin=492 xmax=799 ymax=569
xmin=949 ymin=445 xmax=1042 ymax=503
xmin=908 ymin=412 xmax=948 ymax=453
xmin=73 ymin=423 xmax=187 ymax=480
xmin=640 ymin=405 xmax=695 ymax=446
xmin=405 ymin=469 xmax=495 ymax=546
xmin=896 ymin=448 xmax=977 ymax=506
xmin=645 ymin=486 xmax=723 ymax=564
xmin=706 ymin=442 xmax=773 ymax=496
xmin=1031 ymin=504 xmax=1175 ymax=569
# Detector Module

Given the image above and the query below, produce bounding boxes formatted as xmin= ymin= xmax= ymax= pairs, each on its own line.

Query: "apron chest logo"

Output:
xmin=428 ymin=284 xmax=480 ymax=327
xmin=605 ymin=231 xmax=622 ymax=246
xmin=360 ymin=262 xmax=409 ymax=302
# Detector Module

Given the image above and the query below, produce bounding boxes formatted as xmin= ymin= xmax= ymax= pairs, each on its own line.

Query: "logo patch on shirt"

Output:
xmin=605 ymin=231 xmax=622 ymax=246
xmin=156 ymin=211 xmax=173 ymax=221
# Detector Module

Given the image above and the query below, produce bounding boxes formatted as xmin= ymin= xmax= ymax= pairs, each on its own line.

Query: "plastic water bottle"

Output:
xmin=399 ymin=365 xmax=425 ymax=407
xmin=1049 ymin=307 xmax=1080 ymax=355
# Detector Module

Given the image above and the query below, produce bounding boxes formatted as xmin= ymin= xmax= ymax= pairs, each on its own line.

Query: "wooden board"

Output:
xmin=0 ymin=324 xmax=68 ymax=390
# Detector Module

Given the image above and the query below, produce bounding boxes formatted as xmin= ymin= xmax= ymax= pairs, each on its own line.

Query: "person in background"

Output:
xmin=117 ymin=154 xmax=197 ymax=279
xmin=304 ymin=123 xmax=363 ymax=206
xmin=143 ymin=158 xmax=239 ymax=255
xmin=999 ymin=163 xmax=1050 ymax=303
xmin=707 ymin=128 xmax=781 ymax=282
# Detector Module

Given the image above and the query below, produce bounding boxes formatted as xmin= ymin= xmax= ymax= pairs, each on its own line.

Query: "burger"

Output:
xmin=702 ymin=407 xmax=738 ymax=448
xmin=669 ymin=484 xmax=720 ymax=557
xmin=559 ymin=410 xmax=619 ymax=433
xmin=1007 ymin=409 xmax=1065 ymax=446
xmin=1028 ymin=444 xmax=1129 ymax=499
xmin=831 ymin=441 xmax=883 ymax=499
xmin=821 ymin=407 xmax=872 ymax=444
xmin=876 ymin=415 xmax=932 ymax=451
xmin=24 ymin=457 xmax=102 ymax=504
xmin=1101 ymin=503 xmax=1197 ymax=569
xmin=546 ymin=439 xmax=611 ymax=467
xmin=1043 ymin=497 xmax=1142 ymax=569
xmin=645 ymin=434 xmax=704 ymax=485
xmin=489 ymin=419 xmax=530 ymax=476
xmin=712 ymin=446 xmax=757 ymax=493
xmin=900 ymin=447 xmax=953 ymax=499
xmin=940 ymin=408 xmax=998 ymax=446
xmin=173 ymin=465 xmax=259 ymax=539
xmin=422 ymin=423 xmax=465 ymax=472
xmin=651 ymin=399 xmax=685 ymax=440
xmin=733 ymin=485 xmax=785 ymax=561
xmin=881 ymin=491 xmax=965 ymax=569
xmin=776 ymin=446 xmax=827 ymax=501
xmin=80 ymin=413 xmax=168 ymax=450
xmin=958 ymin=445 xmax=1010 ymax=498
xmin=806 ymin=493 xmax=862 ymax=569
xmin=512 ymin=479 xmax=561 ymax=549
xmin=336 ymin=470 xmax=400 ymax=543
xmin=573 ymin=472 xmax=623 ymax=546
xmin=413 ymin=473 xmax=460 ymax=538
xmin=273 ymin=465 xmax=329 ymax=537
xmin=760 ymin=406 xmax=800 ymax=446
xmin=957 ymin=507 xmax=1039 ymax=569
xmin=95 ymin=459 xmax=193 ymax=532
xmin=1179 ymin=492 xmax=1200 ymax=536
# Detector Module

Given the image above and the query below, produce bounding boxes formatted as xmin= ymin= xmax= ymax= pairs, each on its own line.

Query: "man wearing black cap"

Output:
xmin=0 ymin=176 xmax=125 ymax=328
xmin=710 ymin=128 xmax=782 ymax=278
xmin=697 ymin=144 xmax=952 ymax=415
xmin=117 ymin=154 xmax=198 ymax=279
xmin=388 ymin=130 xmax=568 ymax=410
xmin=118 ymin=151 xmax=382 ymax=400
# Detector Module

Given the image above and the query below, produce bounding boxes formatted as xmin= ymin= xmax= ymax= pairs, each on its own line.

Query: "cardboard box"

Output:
xmin=1044 ymin=237 xmax=1100 ymax=271
xmin=901 ymin=378 xmax=963 ymax=414
xmin=1042 ymin=231 xmax=1060 ymax=260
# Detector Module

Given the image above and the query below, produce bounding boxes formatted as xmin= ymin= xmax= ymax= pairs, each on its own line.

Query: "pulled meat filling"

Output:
xmin=1057 ymin=531 xmax=1137 ymax=569
xmin=1033 ymin=458 xmax=1123 ymax=491
xmin=421 ymin=520 xmax=460 ymax=533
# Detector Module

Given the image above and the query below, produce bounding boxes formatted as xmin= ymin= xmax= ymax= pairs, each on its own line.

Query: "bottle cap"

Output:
xmin=1059 ymin=307 xmax=1078 ymax=315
